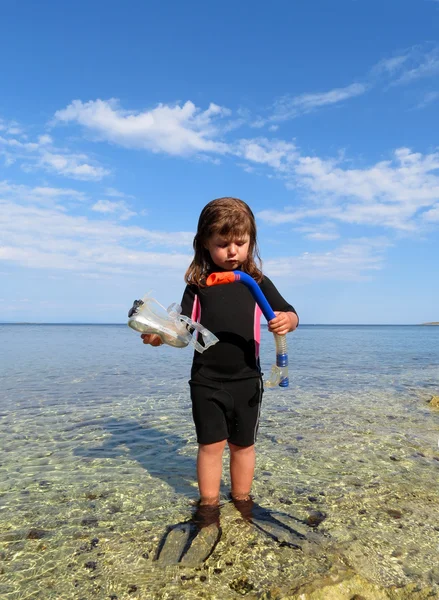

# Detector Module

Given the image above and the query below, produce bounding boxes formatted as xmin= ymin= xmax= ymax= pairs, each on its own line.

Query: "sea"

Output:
xmin=0 ymin=324 xmax=438 ymax=599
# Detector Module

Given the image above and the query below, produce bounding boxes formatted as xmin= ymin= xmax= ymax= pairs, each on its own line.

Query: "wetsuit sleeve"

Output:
xmin=180 ymin=284 xmax=199 ymax=320
xmin=260 ymin=276 xmax=299 ymax=323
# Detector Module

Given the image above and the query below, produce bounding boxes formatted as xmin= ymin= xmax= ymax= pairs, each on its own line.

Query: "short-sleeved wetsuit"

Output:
xmin=181 ymin=271 xmax=297 ymax=446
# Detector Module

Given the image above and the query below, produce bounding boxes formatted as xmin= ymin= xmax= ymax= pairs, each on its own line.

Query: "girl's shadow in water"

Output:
xmin=74 ymin=417 xmax=202 ymax=497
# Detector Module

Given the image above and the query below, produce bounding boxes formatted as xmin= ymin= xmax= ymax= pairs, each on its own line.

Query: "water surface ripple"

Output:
xmin=0 ymin=324 xmax=438 ymax=599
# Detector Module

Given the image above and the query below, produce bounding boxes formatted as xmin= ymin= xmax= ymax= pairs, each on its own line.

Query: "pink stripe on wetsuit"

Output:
xmin=253 ymin=304 xmax=262 ymax=359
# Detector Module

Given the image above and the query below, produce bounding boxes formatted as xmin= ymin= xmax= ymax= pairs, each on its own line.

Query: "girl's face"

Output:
xmin=204 ymin=232 xmax=250 ymax=270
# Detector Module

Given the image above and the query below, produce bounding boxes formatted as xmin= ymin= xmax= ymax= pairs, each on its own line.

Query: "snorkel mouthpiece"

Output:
xmin=206 ymin=271 xmax=289 ymax=388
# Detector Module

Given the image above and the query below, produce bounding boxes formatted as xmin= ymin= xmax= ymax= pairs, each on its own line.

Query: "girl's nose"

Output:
xmin=228 ymin=244 xmax=237 ymax=256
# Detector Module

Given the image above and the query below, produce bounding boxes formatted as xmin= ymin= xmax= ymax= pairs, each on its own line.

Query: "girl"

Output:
xmin=142 ymin=197 xmax=298 ymax=509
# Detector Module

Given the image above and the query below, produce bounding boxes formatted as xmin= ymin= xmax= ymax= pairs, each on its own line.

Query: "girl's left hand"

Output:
xmin=268 ymin=312 xmax=295 ymax=336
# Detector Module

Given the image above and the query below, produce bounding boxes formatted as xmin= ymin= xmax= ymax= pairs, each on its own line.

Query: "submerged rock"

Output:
xmin=428 ymin=396 xmax=439 ymax=408
xmin=27 ymin=528 xmax=48 ymax=540
xmin=305 ymin=510 xmax=327 ymax=528
xmin=81 ymin=517 xmax=99 ymax=527
xmin=229 ymin=575 xmax=254 ymax=594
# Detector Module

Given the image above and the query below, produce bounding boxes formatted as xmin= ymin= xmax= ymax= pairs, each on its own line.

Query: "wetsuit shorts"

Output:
xmin=189 ymin=374 xmax=263 ymax=446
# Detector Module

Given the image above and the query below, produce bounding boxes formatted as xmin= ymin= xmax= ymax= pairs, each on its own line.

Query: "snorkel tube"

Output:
xmin=206 ymin=271 xmax=289 ymax=388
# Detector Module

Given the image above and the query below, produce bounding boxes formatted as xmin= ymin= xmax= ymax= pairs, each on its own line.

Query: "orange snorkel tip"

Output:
xmin=206 ymin=272 xmax=237 ymax=286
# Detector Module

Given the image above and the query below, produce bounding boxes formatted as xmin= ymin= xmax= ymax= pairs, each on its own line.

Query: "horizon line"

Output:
xmin=1 ymin=322 xmax=436 ymax=326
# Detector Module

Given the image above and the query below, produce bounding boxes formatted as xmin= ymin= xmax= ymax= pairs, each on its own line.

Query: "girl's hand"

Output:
xmin=268 ymin=312 xmax=298 ymax=336
xmin=141 ymin=333 xmax=163 ymax=347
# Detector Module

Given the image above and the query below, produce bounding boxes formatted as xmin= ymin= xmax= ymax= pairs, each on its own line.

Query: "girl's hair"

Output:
xmin=185 ymin=197 xmax=263 ymax=286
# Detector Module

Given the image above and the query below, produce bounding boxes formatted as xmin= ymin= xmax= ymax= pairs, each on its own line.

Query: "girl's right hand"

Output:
xmin=141 ymin=333 xmax=163 ymax=347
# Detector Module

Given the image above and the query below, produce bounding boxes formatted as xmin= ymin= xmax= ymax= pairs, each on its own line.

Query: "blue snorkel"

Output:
xmin=206 ymin=271 xmax=289 ymax=387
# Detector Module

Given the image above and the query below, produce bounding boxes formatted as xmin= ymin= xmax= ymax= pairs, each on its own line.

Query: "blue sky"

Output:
xmin=1 ymin=0 xmax=438 ymax=324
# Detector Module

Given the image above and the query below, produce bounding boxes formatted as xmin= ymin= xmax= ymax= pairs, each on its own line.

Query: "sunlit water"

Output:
xmin=0 ymin=324 xmax=438 ymax=599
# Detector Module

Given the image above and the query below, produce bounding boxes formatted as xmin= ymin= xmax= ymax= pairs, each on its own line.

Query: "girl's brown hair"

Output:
xmin=185 ymin=197 xmax=263 ymax=286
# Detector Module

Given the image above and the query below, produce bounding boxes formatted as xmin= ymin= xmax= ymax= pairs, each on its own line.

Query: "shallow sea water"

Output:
xmin=0 ymin=324 xmax=438 ymax=599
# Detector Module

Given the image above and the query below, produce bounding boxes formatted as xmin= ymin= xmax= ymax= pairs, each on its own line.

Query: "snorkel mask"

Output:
xmin=128 ymin=295 xmax=218 ymax=354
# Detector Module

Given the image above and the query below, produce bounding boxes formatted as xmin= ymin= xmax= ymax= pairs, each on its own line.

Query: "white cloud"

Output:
xmin=91 ymin=199 xmax=136 ymax=220
xmin=255 ymin=146 xmax=439 ymax=231
xmin=270 ymin=83 xmax=367 ymax=122
xmin=372 ymin=54 xmax=411 ymax=76
xmin=295 ymin=223 xmax=340 ymax=241
xmin=0 ymin=126 xmax=109 ymax=181
xmin=0 ymin=186 xmax=194 ymax=276
xmin=264 ymin=238 xmax=390 ymax=281
xmin=38 ymin=134 xmax=53 ymax=145
xmin=422 ymin=204 xmax=439 ymax=222
xmin=53 ymin=98 xmax=231 ymax=156
xmin=0 ymin=181 xmax=393 ymax=284
xmin=105 ymin=187 xmax=135 ymax=199
xmin=386 ymin=45 xmax=439 ymax=85
xmin=253 ymin=45 xmax=439 ymax=127
xmin=0 ymin=119 xmax=23 ymax=135
xmin=416 ymin=91 xmax=439 ymax=109
xmin=38 ymin=151 xmax=109 ymax=180
xmin=237 ymin=138 xmax=297 ymax=170
xmin=0 ymin=180 xmax=86 ymax=206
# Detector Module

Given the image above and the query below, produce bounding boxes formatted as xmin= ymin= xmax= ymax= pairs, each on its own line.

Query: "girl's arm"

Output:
xmin=268 ymin=311 xmax=298 ymax=336
xmin=260 ymin=276 xmax=299 ymax=334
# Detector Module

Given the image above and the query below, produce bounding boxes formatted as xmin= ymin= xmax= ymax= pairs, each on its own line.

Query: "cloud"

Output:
xmin=53 ymin=99 xmax=232 ymax=156
xmin=252 ymin=45 xmax=439 ymax=127
xmin=104 ymin=187 xmax=135 ymax=199
xmin=0 ymin=183 xmax=194 ymax=275
xmin=0 ymin=181 xmax=391 ymax=284
xmin=38 ymin=151 xmax=110 ymax=180
xmin=294 ymin=223 xmax=340 ymax=241
xmin=268 ymin=83 xmax=367 ymax=122
xmin=255 ymin=145 xmax=439 ymax=231
xmin=236 ymin=138 xmax=297 ymax=170
xmin=422 ymin=204 xmax=439 ymax=222
xmin=0 ymin=180 xmax=86 ymax=206
xmin=416 ymin=91 xmax=439 ymax=109
xmin=91 ymin=199 xmax=136 ymax=220
xmin=264 ymin=238 xmax=390 ymax=281
xmin=372 ymin=54 xmax=411 ymax=76
xmin=0 ymin=119 xmax=23 ymax=135
xmin=0 ymin=127 xmax=109 ymax=180
xmin=386 ymin=45 xmax=439 ymax=86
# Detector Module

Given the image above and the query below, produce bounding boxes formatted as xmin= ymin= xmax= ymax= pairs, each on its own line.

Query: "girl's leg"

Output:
xmin=197 ymin=439 xmax=227 ymax=505
xmin=228 ymin=442 xmax=255 ymax=501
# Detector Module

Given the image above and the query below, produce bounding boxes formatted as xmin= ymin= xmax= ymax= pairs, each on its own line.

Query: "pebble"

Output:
xmin=305 ymin=510 xmax=327 ymax=528
xmin=386 ymin=509 xmax=403 ymax=519
xmin=81 ymin=517 xmax=99 ymax=527
xmin=27 ymin=529 xmax=48 ymax=540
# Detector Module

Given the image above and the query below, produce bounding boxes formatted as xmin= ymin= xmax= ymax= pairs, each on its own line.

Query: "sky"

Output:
xmin=1 ymin=0 xmax=439 ymax=324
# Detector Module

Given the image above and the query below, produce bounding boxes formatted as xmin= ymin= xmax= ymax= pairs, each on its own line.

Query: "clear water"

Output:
xmin=0 ymin=324 xmax=438 ymax=599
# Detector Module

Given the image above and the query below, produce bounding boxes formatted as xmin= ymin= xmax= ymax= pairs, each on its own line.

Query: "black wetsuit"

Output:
xmin=181 ymin=272 xmax=297 ymax=445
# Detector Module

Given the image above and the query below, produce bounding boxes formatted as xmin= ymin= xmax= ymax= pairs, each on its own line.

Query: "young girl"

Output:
xmin=142 ymin=197 xmax=298 ymax=510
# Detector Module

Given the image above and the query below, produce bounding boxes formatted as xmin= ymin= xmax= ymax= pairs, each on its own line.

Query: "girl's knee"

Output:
xmin=228 ymin=442 xmax=255 ymax=454
xmin=198 ymin=440 xmax=227 ymax=456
